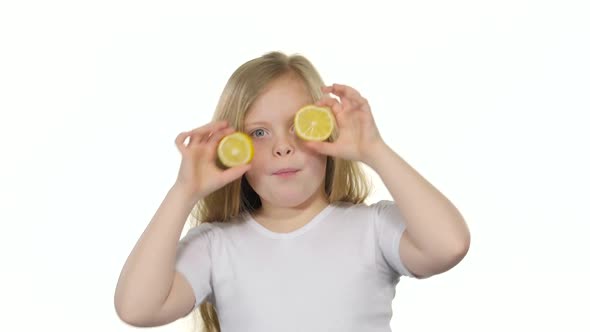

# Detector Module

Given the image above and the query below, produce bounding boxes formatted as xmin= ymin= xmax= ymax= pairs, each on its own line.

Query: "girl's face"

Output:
xmin=243 ymin=74 xmax=328 ymax=208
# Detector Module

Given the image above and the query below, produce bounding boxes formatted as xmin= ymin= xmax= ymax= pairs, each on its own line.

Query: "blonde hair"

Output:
xmin=187 ymin=51 xmax=372 ymax=332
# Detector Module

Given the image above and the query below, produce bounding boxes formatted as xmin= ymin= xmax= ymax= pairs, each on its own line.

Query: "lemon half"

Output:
xmin=294 ymin=105 xmax=335 ymax=141
xmin=216 ymin=132 xmax=254 ymax=167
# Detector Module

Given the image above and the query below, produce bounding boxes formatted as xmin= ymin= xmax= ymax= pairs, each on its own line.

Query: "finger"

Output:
xmin=323 ymin=84 xmax=355 ymax=111
xmin=219 ymin=163 xmax=252 ymax=184
xmin=330 ymin=84 xmax=366 ymax=110
xmin=175 ymin=131 xmax=191 ymax=153
xmin=209 ymin=127 xmax=236 ymax=143
xmin=174 ymin=132 xmax=187 ymax=152
xmin=358 ymin=98 xmax=371 ymax=112
xmin=320 ymin=86 xmax=341 ymax=102
xmin=187 ymin=121 xmax=229 ymax=137
xmin=186 ymin=120 xmax=229 ymax=145
xmin=200 ymin=123 xmax=234 ymax=144
xmin=304 ymin=140 xmax=337 ymax=156
xmin=321 ymin=85 xmax=338 ymax=93
xmin=176 ymin=121 xmax=228 ymax=152
xmin=315 ymin=96 xmax=343 ymax=114
xmin=204 ymin=127 xmax=236 ymax=157
xmin=330 ymin=84 xmax=363 ymax=100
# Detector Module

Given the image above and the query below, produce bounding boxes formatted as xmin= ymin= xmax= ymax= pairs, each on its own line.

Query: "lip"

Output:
xmin=272 ymin=168 xmax=300 ymax=175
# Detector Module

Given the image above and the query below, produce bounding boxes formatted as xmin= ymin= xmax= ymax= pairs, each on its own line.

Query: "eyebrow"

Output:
xmin=244 ymin=121 xmax=270 ymax=127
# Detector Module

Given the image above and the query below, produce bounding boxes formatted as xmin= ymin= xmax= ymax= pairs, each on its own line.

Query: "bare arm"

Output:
xmin=366 ymin=143 xmax=470 ymax=278
xmin=308 ymin=84 xmax=470 ymax=279
xmin=114 ymin=184 xmax=199 ymax=325
xmin=113 ymin=121 xmax=251 ymax=326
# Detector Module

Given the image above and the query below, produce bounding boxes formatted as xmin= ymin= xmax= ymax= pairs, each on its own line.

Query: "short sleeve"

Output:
xmin=175 ymin=223 xmax=214 ymax=308
xmin=372 ymin=200 xmax=416 ymax=278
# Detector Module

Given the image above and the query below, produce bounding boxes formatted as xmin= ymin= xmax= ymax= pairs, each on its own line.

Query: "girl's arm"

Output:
xmin=366 ymin=143 xmax=470 ymax=278
xmin=114 ymin=184 xmax=197 ymax=325
xmin=304 ymin=83 xmax=470 ymax=279
xmin=114 ymin=121 xmax=250 ymax=325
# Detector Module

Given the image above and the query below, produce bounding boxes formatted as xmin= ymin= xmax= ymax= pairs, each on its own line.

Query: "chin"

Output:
xmin=246 ymin=170 xmax=326 ymax=208
xmin=263 ymin=190 xmax=311 ymax=207
xmin=256 ymin=184 xmax=320 ymax=208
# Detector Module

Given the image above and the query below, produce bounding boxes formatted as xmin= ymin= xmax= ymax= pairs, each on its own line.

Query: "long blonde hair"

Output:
xmin=187 ymin=51 xmax=372 ymax=332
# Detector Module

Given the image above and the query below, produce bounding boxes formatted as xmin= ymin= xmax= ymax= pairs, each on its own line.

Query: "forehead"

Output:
xmin=245 ymin=75 xmax=313 ymax=122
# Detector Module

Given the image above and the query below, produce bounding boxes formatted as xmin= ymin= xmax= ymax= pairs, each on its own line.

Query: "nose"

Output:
xmin=273 ymin=137 xmax=294 ymax=157
xmin=272 ymin=125 xmax=298 ymax=157
xmin=273 ymin=143 xmax=293 ymax=157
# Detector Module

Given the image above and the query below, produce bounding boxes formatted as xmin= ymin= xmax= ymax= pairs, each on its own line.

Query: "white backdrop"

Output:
xmin=1 ymin=0 xmax=589 ymax=331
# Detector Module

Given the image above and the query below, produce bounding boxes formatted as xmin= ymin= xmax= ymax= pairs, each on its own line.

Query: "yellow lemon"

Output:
xmin=294 ymin=105 xmax=335 ymax=141
xmin=217 ymin=132 xmax=254 ymax=167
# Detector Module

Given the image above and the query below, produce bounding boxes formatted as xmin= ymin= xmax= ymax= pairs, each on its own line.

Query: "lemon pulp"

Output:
xmin=217 ymin=132 xmax=254 ymax=167
xmin=294 ymin=105 xmax=335 ymax=141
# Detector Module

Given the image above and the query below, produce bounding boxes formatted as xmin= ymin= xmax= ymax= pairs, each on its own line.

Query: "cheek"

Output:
xmin=245 ymin=156 xmax=266 ymax=184
xmin=244 ymin=169 xmax=260 ymax=191
xmin=251 ymin=141 xmax=268 ymax=162
xmin=249 ymin=141 xmax=273 ymax=170
xmin=249 ymin=152 xmax=266 ymax=171
xmin=306 ymin=154 xmax=328 ymax=174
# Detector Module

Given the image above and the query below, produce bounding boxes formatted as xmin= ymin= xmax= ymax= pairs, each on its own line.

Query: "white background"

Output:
xmin=1 ymin=0 xmax=589 ymax=331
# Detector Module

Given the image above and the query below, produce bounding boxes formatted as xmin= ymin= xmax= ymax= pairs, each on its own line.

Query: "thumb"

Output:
xmin=220 ymin=163 xmax=252 ymax=183
xmin=305 ymin=141 xmax=336 ymax=156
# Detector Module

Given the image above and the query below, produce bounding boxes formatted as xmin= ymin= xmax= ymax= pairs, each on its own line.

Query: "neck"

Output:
xmin=253 ymin=191 xmax=330 ymax=233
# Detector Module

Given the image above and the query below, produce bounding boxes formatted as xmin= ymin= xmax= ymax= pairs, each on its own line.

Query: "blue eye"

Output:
xmin=251 ymin=129 xmax=266 ymax=138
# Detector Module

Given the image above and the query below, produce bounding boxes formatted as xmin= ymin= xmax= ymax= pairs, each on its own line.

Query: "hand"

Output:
xmin=303 ymin=84 xmax=385 ymax=163
xmin=173 ymin=120 xmax=251 ymax=201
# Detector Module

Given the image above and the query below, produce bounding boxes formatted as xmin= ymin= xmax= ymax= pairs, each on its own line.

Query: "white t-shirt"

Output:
xmin=175 ymin=200 xmax=416 ymax=332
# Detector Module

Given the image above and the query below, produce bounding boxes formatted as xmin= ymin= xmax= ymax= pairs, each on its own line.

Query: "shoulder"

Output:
xmin=331 ymin=199 xmax=397 ymax=216
xmin=370 ymin=199 xmax=402 ymax=216
xmin=330 ymin=199 xmax=405 ymax=230
xmin=324 ymin=200 xmax=381 ymax=229
xmin=180 ymin=213 xmax=249 ymax=244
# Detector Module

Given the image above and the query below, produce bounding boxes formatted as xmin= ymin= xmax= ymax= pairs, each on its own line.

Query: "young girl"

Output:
xmin=114 ymin=51 xmax=470 ymax=332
